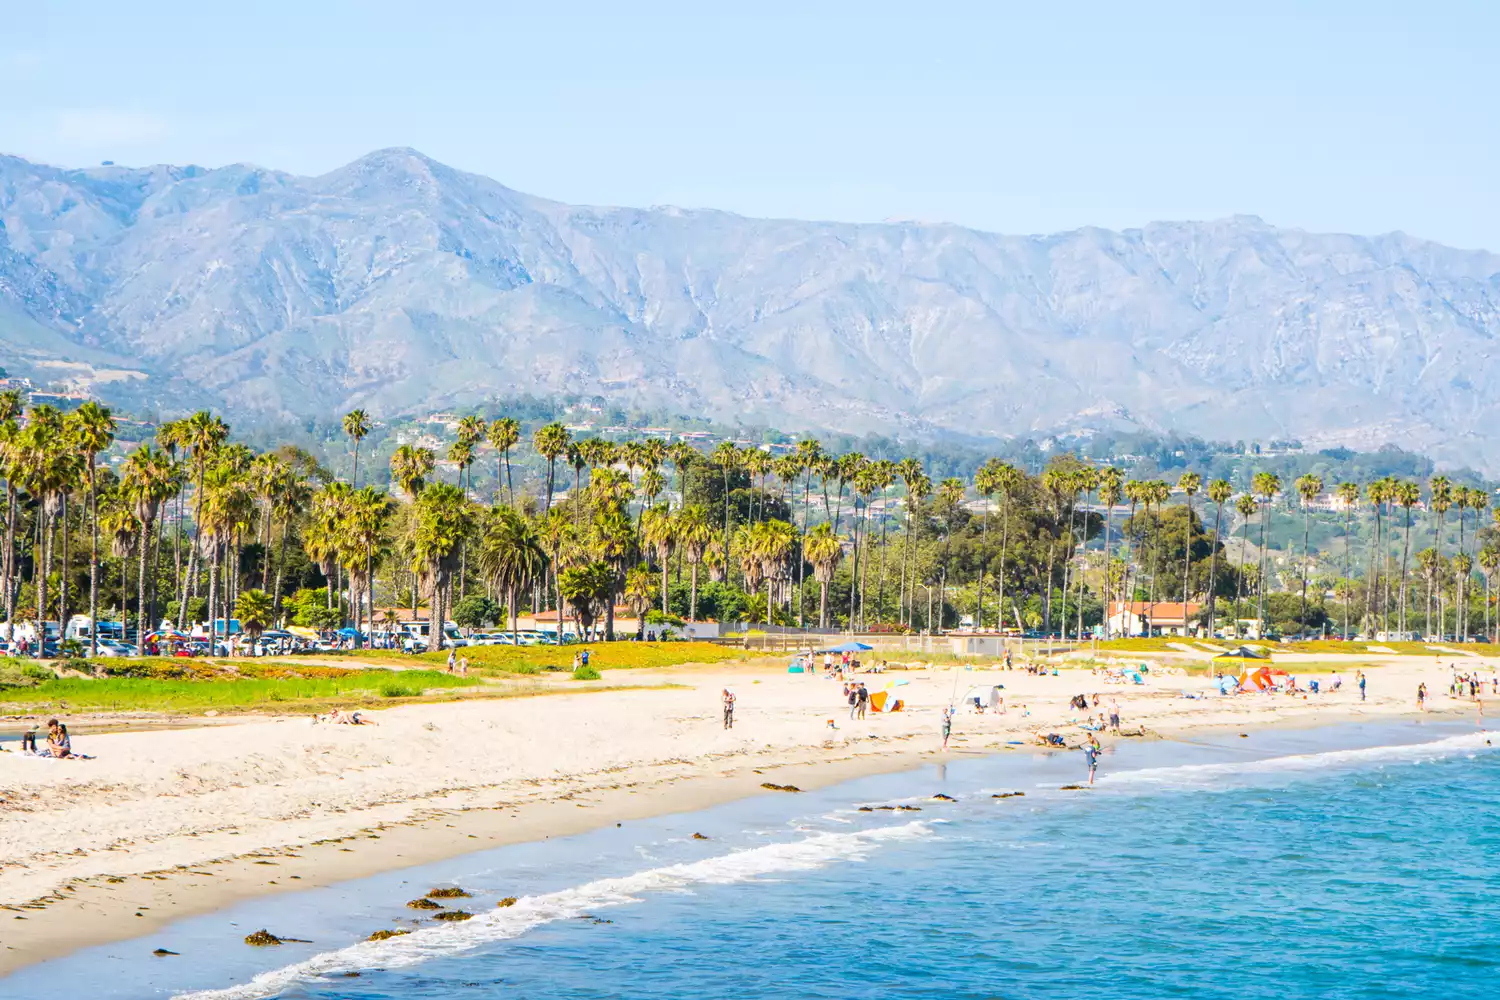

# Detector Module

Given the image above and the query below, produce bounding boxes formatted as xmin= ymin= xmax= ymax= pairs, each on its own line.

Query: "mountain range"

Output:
xmin=2 ymin=148 xmax=1499 ymax=466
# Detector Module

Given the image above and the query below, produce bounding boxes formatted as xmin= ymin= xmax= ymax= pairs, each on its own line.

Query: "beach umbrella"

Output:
xmin=819 ymin=641 xmax=874 ymax=653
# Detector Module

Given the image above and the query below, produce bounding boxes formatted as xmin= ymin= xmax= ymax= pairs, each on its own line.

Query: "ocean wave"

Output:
xmin=1099 ymin=731 xmax=1496 ymax=789
xmin=172 ymin=821 xmax=930 ymax=1000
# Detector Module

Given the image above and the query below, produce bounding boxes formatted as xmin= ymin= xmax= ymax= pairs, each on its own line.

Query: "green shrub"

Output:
xmin=379 ymin=682 xmax=422 ymax=698
xmin=572 ymin=664 xmax=601 ymax=681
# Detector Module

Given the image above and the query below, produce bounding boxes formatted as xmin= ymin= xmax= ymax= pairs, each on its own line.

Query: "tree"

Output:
xmin=390 ymin=445 xmax=435 ymax=498
xmin=1294 ymin=473 xmax=1324 ymax=629
xmin=804 ymin=522 xmax=844 ymax=628
xmin=234 ymin=588 xmax=275 ymax=650
xmin=487 ymin=417 xmax=521 ymax=503
xmin=1394 ymin=480 xmax=1420 ymax=634
xmin=558 ymin=561 xmax=613 ymax=639
xmin=452 ymin=594 xmax=501 ymax=632
xmin=1233 ymin=493 xmax=1259 ymax=631
xmin=1334 ymin=481 xmax=1360 ymax=639
xmin=410 ymin=482 xmax=473 ymax=651
xmin=639 ymin=505 xmax=677 ymax=616
xmin=624 ymin=563 xmax=657 ymax=636
xmin=1251 ymin=471 xmax=1282 ymax=633
xmin=675 ymin=503 xmax=714 ymax=623
xmin=478 ymin=505 xmax=547 ymax=643
xmin=67 ymin=401 xmax=116 ymax=657
xmin=533 ymin=422 xmax=571 ymax=512
xmin=343 ymin=409 xmax=370 ymax=488
xmin=176 ymin=410 xmax=229 ymax=625
xmin=1177 ymin=471 xmax=1202 ymax=634
xmin=1203 ymin=479 xmax=1233 ymax=635
xmin=1479 ymin=541 xmax=1500 ymax=644
xmin=121 ymin=444 xmax=178 ymax=653
xmin=1428 ymin=475 xmax=1452 ymax=637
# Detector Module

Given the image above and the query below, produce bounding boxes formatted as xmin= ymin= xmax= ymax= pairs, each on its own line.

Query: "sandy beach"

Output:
xmin=1 ymin=653 xmax=1490 ymax=975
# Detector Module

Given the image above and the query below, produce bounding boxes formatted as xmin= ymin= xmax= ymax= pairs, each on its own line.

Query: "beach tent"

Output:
xmin=869 ymin=680 xmax=909 ymax=713
xmin=819 ymin=641 xmax=874 ymax=653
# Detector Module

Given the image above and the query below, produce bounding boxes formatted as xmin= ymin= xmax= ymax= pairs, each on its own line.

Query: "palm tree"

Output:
xmin=177 ymin=410 xmax=229 ymax=625
xmin=895 ymin=458 xmax=925 ymax=626
xmin=478 ymin=505 xmax=547 ymax=643
xmin=1463 ymin=488 xmax=1489 ymax=639
xmin=13 ymin=407 xmax=78 ymax=656
xmin=1393 ymin=480 xmax=1421 ymax=634
xmin=533 ymin=422 xmax=571 ymax=512
xmin=1479 ymin=539 xmax=1500 ymax=644
xmin=675 ymin=503 xmax=714 ymax=623
xmin=1366 ymin=477 xmax=1392 ymax=634
xmin=234 ymin=588 xmax=275 ymax=651
xmin=268 ymin=464 xmax=310 ymax=617
xmin=710 ymin=442 xmax=741 ymax=583
xmin=792 ymin=440 xmax=824 ymax=627
xmin=389 ymin=445 xmax=435 ymax=499
xmin=1233 ymin=493 xmax=1259 ymax=634
xmin=639 ymin=505 xmax=677 ymax=616
xmin=973 ymin=460 xmax=1001 ymax=631
xmin=343 ymin=409 xmax=371 ymax=488
xmin=1251 ymin=471 xmax=1281 ymax=634
xmin=1417 ymin=546 xmax=1442 ymax=637
xmin=1096 ymin=466 xmax=1123 ymax=635
xmin=1334 ymin=481 xmax=1360 ymax=639
xmin=1428 ymin=475 xmax=1452 ymax=637
xmin=1201 ymin=479 xmax=1232 ymax=636
xmin=559 ymin=562 xmax=613 ymax=639
xmin=487 ymin=417 xmax=521 ymax=504
xmin=447 ymin=438 xmax=475 ymax=497
xmin=410 ymin=482 xmax=473 ymax=651
xmin=67 ymin=401 xmax=116 ymax=657
xmin=804 ymin=522 xmax=844 ymax=628
xmin=589 ymin=508 xmax=637 ymax=639
xmin=1178 ymin=471 xmax=1202 ymax=635
xmin=121 ymin=444 xmax=177 ymax=654
xmin=1293 ymin=473 xmax=1323 ymax=630
xmin=342 ymin=487 xmax=393 ymax=643
xmin=935 ymin=477 xmax=966 ymax=632
xmin=623 ymin=563 xmax=657 ymax=636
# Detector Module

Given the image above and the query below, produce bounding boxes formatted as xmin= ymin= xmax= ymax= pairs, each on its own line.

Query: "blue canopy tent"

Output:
xmin=818 ymin=641 xmax=873 ymax=653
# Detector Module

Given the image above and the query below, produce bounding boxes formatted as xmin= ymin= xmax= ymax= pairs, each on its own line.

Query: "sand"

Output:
xmin=1 ymin=653 xmax=1491 ymax=974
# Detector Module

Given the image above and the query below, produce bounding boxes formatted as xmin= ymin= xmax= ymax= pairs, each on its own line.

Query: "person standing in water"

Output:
xmin=1084 ymin=732 xmax=1101 ymax=785
xmin=1417 ymin=683 xmax=1427 ymax=712
xmin=941 ymin=707 xmax=954 ymax=751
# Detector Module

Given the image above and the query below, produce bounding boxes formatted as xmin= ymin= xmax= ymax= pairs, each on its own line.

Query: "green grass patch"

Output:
xmin=0 ymin=668 xmax=474 ymax=714
xmin=337 ymin=641 xmax=751 ymax=674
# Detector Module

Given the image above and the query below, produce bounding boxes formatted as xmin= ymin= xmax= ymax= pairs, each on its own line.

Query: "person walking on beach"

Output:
xmin=721 ymin=688 xmax=736 ymax=729
xmin=941 ymin=707 xmax=954 ymax=751
xmin=856 ymin=683 xmax=869 ymax=720
xmin=1416 ymin=683 xmax=1427 ymax=711
xmin=1084 ymin=732 xmax=1101 ymax=785
xmin=446 ymin=648 xmax=457 ymax=673
xmin=1358 ymin=671 xmax=1366 ymax=702
xmin=848 ymin=684 xmax=860 ymax=720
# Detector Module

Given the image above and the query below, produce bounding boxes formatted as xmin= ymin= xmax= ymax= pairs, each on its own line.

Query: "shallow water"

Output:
xmin=11 ymin=720 xmax=1498 ymax=999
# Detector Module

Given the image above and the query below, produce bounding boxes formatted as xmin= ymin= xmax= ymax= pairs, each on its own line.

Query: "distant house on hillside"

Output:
xmin=1107 ymin=601 xmax=1202 ymax=637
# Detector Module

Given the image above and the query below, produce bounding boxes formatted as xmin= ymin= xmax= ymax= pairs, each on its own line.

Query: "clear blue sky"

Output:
xmin=4 ymin=1 xmax=1497 ymax=249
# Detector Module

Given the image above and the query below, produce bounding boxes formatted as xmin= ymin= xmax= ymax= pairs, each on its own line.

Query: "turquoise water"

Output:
xmin=11 ymin=722 xmax=1498 ymax=998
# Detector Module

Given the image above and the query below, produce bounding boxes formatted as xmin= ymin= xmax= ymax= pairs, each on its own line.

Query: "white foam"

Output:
xmin=1101 ymin=731 xmax=1496 ymax=789
xmin=173 ymin=821 xmax=930 ymax=1000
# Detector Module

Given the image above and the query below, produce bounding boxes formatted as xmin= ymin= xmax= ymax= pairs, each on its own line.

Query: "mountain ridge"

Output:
xmin=3 ymin=148 xmax=1499 ymax=466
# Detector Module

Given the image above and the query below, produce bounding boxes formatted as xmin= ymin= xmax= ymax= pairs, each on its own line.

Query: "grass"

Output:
xmin=0 ymin=668 xmax=475 ymax=714
xmin=336 ymin=641 xmax=752 ymax=674
xmin=1094 ymin=637 xmax=1225 ymax=653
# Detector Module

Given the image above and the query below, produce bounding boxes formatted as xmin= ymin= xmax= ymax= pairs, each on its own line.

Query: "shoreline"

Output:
xmin=2 ymin=656 xmax=1486 ymax=977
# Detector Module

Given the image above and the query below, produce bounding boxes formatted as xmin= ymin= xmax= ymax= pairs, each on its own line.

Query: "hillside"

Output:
xmin=3 ymin=148 xmax=1499 ymax=465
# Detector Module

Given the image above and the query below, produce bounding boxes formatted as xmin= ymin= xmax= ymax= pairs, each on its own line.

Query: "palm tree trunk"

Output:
xmin=273 ymin=520 xmax=289 ymax=618
xmin=137 ymin=520 xmax=150 ymax=655
xmin=796 ymin=474 xmax=811 ymax=627
xmin=689 ymin=563 xmax=699 ymax=623
xmin=1183 ymin=496 xmax=1194 ymax=635
xmin=89 ymin=463 xmax=100 ymax=657
xmin=661 ymin=558 xmax=669 ymax=616
xmin=1400 ymin=507 xmax=1414 ymax=635
xmin=35 ymin=506 xmax=49 ymax=659
xmin=3 ymin=483 xmax=15 ymax=638
xmin=59 ymin=494 xmax=69 ymax=637
xmin=180 ymin=462 xmax=206 ymax=617
xmin=1206 ymin=502 xmax=1223 ymax=638
xmin=1256 ymin=503 xmax=1269 ymax=634
xmin=207 ymin=547 xmax=220 ymax=650
xmin=1300 ymin=504 xmax=1311 ymax=627
xmin=819 ymin=580 xmax=828 ymax=628
xmin=1342 ymin=507 xmax=1352 ymax=639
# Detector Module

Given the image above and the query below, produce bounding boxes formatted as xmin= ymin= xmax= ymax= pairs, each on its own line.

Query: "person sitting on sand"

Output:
xmin=43 ymin=719 xmax=71 ymax=758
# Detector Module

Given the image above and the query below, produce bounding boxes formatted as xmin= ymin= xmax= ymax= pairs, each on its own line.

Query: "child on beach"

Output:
xmin=1084 ymin=733 xmax=1101 ymax=785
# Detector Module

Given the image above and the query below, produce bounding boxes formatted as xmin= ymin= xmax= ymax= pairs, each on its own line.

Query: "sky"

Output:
xmin=3 ymin=1 xmax=1497 ymax=250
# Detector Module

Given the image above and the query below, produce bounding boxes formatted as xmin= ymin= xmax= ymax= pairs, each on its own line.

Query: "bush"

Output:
xmin=20 ymin=663 xmax=56 ymax=682
xmin=572 ymin=663 xmax=601 ymax=680
xmin=379 ymin=682 xmax=422 ymax=698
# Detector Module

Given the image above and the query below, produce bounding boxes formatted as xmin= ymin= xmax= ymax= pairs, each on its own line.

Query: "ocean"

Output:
xmin=10 ymin=720 xmax=1498 ymax=999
